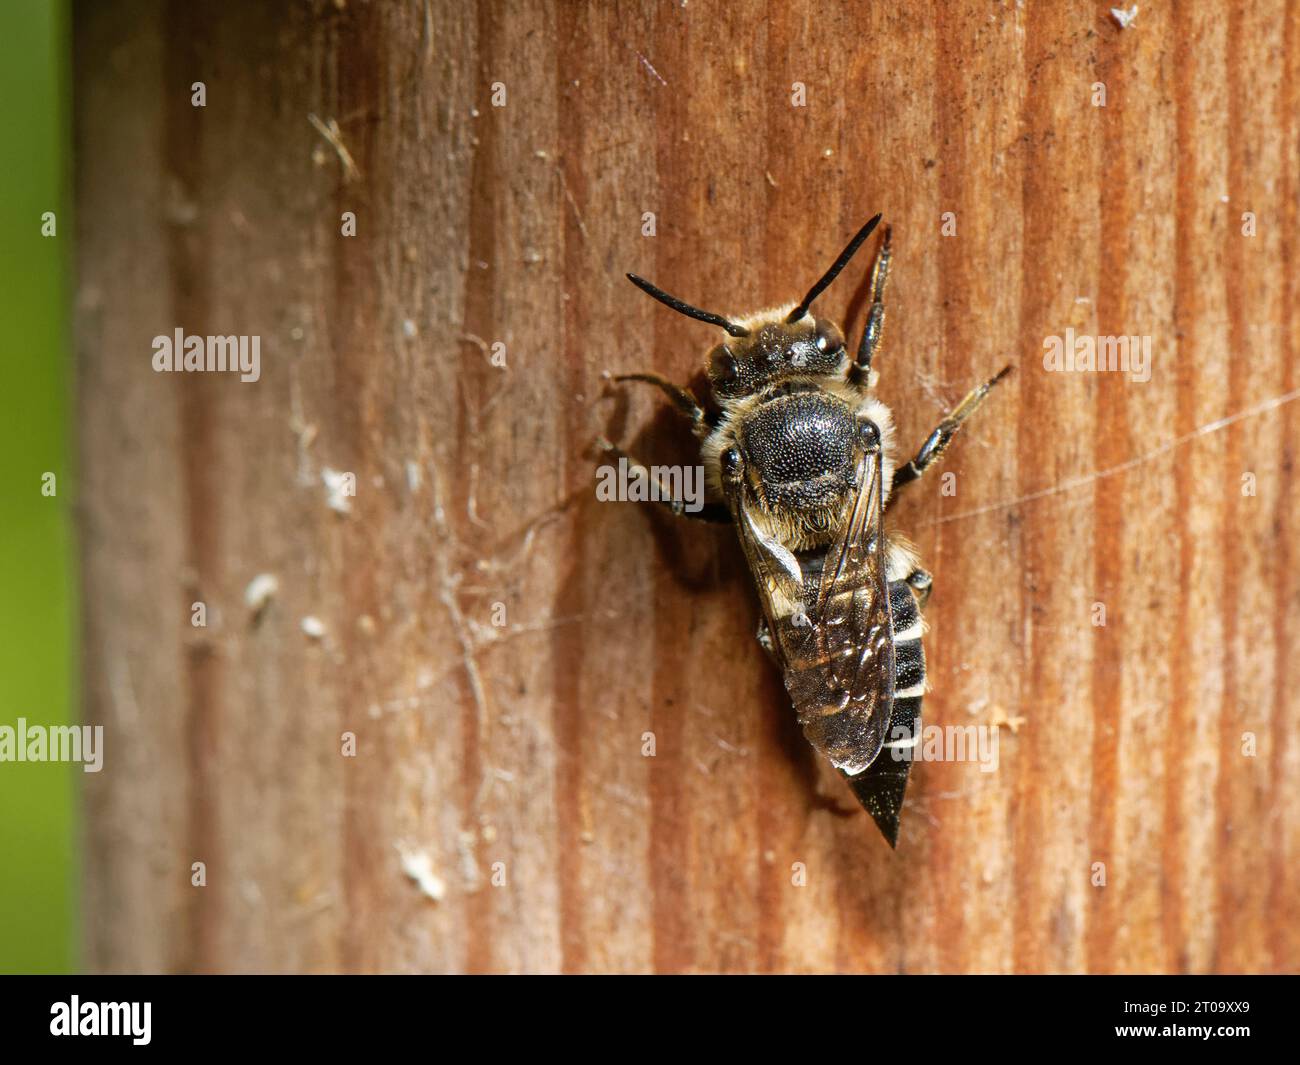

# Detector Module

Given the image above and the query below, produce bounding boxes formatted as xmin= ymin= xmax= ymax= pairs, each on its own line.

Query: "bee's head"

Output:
xmin=626 ymin=213 xmax=883 ymax=399
xmin=705 ymin=315 xmax=847 ymax=399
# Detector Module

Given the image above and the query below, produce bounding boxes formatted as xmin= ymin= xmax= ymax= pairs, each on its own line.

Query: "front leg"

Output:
xmin=608 ymin=372 xmax=716 ymax=439
xmin=890 ymin=364 xmax=1012 ymax=495
xmin=849 ymin=225 xmax=892 ymax=387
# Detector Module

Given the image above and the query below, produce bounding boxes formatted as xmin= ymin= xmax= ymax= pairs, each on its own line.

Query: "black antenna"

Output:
xmin=786 ymin=214 xmax=883 ymax=324
xmin=626 ymin=273 xmax=750 ymax=338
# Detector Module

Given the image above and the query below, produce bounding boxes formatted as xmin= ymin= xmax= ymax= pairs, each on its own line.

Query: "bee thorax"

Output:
xmin=739 ymin=392 xmax=857 ymax=513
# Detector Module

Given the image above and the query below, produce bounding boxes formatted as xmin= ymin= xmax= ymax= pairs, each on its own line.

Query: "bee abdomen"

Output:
xmin=842 ymin=579 xmax=926 ymax=847
xmin=884 ymin=576 xmax=925 ymax=721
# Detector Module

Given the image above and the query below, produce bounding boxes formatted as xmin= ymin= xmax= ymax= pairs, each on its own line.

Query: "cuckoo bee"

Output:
xmin=606 ymin=215 xmax=1009 ymax=846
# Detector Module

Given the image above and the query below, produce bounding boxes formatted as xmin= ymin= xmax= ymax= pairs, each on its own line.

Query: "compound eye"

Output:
xmin=710 ymin=347 xmax=739 ymax=385
xmin=858 ymin=419 xmax=881 ymax=452
xmin=721 ymin=446 xmax=743 ymax=479
xmin=814 ymin=319 xmax=845 ymax=354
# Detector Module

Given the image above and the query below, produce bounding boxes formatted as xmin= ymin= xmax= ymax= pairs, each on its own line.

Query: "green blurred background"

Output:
xmin=0 ymin=0 xmax=74 ymax=973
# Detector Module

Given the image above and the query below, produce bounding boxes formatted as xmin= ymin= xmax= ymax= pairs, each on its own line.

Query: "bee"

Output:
xmin=606 ymin=215 xmax=1009 ymax=846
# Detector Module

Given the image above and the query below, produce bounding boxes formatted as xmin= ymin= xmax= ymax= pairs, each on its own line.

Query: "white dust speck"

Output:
xmin=301 ymin=615 xmax=326 ymax=639
xmin=397 ymin=843 xmax=446 ymax=902
xmin=1110 ymin=6 xmax=1138 ymax=29
xmin=244 ymin=573 xmax=279 ymax=612
xmin=321 ymin=467 xmax=353 ymax=513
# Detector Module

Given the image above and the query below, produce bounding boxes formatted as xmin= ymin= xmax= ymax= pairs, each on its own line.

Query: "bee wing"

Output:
xmin=786 ymin=445 xmax=895 ymax=776
xmin=725 ymin=443 xmax=895 ymax=777
xmin=733 ymin=496 xmax=807 ymax=612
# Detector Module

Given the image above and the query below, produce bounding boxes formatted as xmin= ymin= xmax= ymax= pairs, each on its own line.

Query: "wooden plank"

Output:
xmin=75 ymin=0 xmax=1300 ymax=973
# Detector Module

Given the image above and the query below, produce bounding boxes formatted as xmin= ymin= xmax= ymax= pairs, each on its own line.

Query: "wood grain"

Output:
xmin=74 ymin=0 xmax=1300 ymax=973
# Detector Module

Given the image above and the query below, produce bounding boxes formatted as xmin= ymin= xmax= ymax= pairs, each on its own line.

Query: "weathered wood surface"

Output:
xmin=75 ymin=0 xmax=1299 ymax=973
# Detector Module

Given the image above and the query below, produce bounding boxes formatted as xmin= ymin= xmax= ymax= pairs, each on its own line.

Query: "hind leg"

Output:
xmin=905 ymin=567 xmax=933 ymax=609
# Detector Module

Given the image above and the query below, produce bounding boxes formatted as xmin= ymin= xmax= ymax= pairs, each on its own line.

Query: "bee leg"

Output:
xmin=849 ymin=225 xmax=892 ymax=387
xmin=608 ymin=372 xmax=715 ymax=439
xmin=595 ymin=438 xmax=730 ymax=522
xmin=905 ymin=567 xmax=933 ymax=609
xmin=890 ymin=364 xmax=1012 ymax=494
